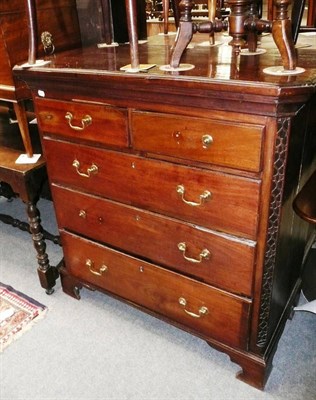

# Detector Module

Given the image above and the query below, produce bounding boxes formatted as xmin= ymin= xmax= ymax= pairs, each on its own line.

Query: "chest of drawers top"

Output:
xmin=14 ymin=33 xmax=316 ymax=117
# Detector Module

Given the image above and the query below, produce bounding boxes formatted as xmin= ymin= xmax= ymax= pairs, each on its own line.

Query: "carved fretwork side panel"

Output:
xmin=256 ymin=118 xmax=291 ymax=348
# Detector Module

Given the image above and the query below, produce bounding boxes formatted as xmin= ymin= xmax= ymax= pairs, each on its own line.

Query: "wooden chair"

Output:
xmin=293 ymin=170 xmax=316 ymax=301
xmin=0 ymin=0 xmax=81 ymax=157
xmin=0 ymin=0 xmax=81 ymax=294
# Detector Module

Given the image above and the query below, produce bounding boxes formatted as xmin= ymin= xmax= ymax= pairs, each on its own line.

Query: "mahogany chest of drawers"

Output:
xmin=15 ymin=34 xmax=316 ymax=389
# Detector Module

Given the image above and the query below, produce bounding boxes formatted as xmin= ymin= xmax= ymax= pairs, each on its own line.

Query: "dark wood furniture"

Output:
xmin=76 ymin=0 xmax=147 ymax=47
xmin=0 ymin=0 xmax=81 ymax=157
xmin=293 ymin=171 xmax=316 ymax=301
xmin=15 ymin=31 xmax=316 ymax=389
xmin=0 ymin=0 xmax=81 ymax=292
xmin=0 ymin=105 xmax=59 ymax=294
xmin=293 ymin=171 xmax=316 ymax=225
xmin=268 ymin=0 xmax=316 ymax=28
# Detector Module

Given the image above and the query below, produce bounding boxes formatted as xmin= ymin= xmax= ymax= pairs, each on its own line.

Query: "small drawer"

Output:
xmin=61 ymin=230 xmax=251 ymax=350
xmin=52 ymin=185 xmax=256 ymax=297
xmin=131 ymin=111 xmax=264 ymax=172
xmin=35 ymin=97 xmax=129 ymax=148
xmin=44 ymin=138 xmax=260 ymax=239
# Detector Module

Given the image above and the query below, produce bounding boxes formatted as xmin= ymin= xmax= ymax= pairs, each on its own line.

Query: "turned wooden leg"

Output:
xmin=26 ymin=201 xmax=59 ymax=294
xmin=13 ymin=101 xmax=33 ymax=158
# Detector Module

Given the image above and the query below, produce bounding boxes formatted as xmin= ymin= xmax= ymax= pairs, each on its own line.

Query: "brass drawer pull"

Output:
xmin=202 ymin=134 xmax=213 ymax=149
xmin=86 ymin=259 xmax=108 ymax=276
xmin=178 ymin=297 xmax=208 ymax=318
xmin=72 ymin=159 xmax=99 ymax=178
xmin=178 ymin=242 xmax=210 ymax=263
xmin=176 ymin=185 xmax=211 ymax=207
xmin=65 ymin=111 xmax=92 ymax=131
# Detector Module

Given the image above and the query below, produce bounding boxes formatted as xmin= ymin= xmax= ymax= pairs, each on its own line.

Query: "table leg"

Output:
xmin=13 ymin=101 xmax=33 ymax=158
xmin=169 ymin=0 xmax=194 ymax=68
xmin=26 ymin=201 xmax=59 ymax=294
xmin=163 ymin=0 xmax=170 ymax=34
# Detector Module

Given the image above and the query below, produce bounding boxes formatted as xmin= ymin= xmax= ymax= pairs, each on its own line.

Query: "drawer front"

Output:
xmin=61 ymin=230 xmax=251 ymax=349
xmin=44 ymin=138 xmax=260 ymax=239
xmin=35 ymin=97 xmax=129 ymax=147
xmin=131 ymin=111 xmax=264 ymax=172
xmin=52 ymin=185 xmax=256 ymax=297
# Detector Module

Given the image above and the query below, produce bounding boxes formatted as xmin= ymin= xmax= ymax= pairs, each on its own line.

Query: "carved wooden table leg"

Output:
xmin=169 ymin=0 xmax=194 ymax=68
xmin=263 ymin=0 xmax=305 ymax=74
xmin=26 ymin=200 xmax=59 ymax=294
xmin=272 ymin=0 xmax=296 ymax=70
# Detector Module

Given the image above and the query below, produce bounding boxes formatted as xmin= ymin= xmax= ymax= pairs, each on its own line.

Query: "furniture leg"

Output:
xmin=125 ymin=0 xmax=140 ymax=70
xmin=169 ymin=0 xmax=194 ymax=68
xmin=59 ymin=262 xmax=83 ymax=299
xmin=163 ymin=0 xmax=170 ymax=34
xmin=171 ymin=0 xmax=180 ymax=27
xmin=13 ymin=101 xmax=33 ymax=158
xmin=307 ymin=0 xmax=316 ymax=26
xmin=0 ymin=212 xmax=61 ymax=244
xmin=26 ymin=200 xmax=59 ymax=294
xmin=208 ymin=0 xmax=216 ymax=45
xmin=271 ymin=0 xmax=297 ymax=70
xmin=100 ymin=0 xmax=114 ymax=44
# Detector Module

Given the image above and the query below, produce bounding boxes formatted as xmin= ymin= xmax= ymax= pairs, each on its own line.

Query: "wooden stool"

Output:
xmin=293 ymin=170 xmax=316 ymax=301
xmin=0 ymin=0 xmax=81 ymax=293
xmin=0 ymin=109 xmax=59 ymax=294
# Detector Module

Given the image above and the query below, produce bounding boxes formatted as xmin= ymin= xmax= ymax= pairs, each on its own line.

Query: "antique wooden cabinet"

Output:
xmin=14 ymin=33 xmax=316 ymax=389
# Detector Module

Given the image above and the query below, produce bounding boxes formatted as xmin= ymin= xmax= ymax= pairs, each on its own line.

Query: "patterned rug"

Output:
xmin=0 ymin=282 xmax=47 ymax=352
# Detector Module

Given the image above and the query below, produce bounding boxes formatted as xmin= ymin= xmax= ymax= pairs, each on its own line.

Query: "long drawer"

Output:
xmin=52 ymin=185 xmax=256 ymax=297
xmin=131 ymin=111 xmax=264 ymax=172
xmin=35 ymin=97 xmax=129 ymax=148
xmin=61 ymin=230 xmax=252 ymax=349
xmin=43 ymin=138 xmax=261 ymax=239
